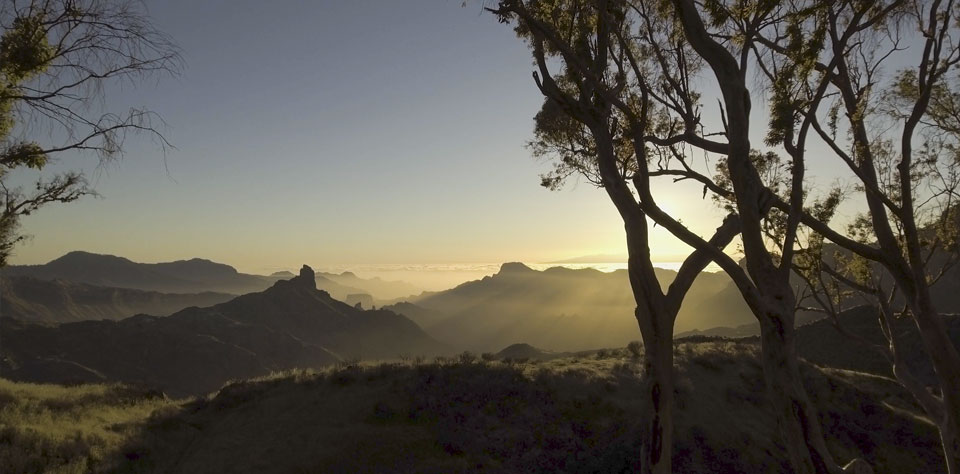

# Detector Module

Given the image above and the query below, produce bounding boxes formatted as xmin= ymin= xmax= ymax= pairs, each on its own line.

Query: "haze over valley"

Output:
xmin=3 ymin=1 xmax=960 ymax=473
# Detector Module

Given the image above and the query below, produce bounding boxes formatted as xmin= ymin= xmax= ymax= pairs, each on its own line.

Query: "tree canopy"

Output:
xmin=0 ymin=0 xmax=180 ymax=265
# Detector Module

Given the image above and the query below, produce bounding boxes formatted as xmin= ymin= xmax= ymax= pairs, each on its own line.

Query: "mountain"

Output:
xmin=0 ymin=266 xmax=448 ymax=397
xmin=392 ymin=262 xmax=751 ymax=352
xmin=793 ymin=306 xmax=960 ymax=386
xmin=6 ymin=251 xmax=419 ymax=304
xmin=380 ymin=301 xmax=451 ymax=328
xmin=318 ymin=271 xmax=421 ymax=300
xmin=5 ymin=251 xmax=276 ymax=294
xmin=677 ymin=247 xmax=960 ymax=340
xmin=0 ymin=276 xmax=234 ymax=323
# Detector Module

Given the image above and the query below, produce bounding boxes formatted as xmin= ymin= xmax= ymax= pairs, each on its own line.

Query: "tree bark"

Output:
xmin=624 ymin=214 xmax=675 ymax=474
xmin=939 ymin=419 xmax=959 ymax=474
xmin=757 ymin=304 xmax=839 ymax=474
xmin=635 ymin=302 xmax=675 ymax=474
xmin=912 ymin=304 xmax=960 ymax=474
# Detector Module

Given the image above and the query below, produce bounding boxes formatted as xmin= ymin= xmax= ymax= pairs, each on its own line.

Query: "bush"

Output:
xmin=458 ymin=351 xmax=477 ymax=364
xmin=626 ymin=341 xmax=643 ymax=359
xmin=481 ymin=352 xmax=497 ymax=362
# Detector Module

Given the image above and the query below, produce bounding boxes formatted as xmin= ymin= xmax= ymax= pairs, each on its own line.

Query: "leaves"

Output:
xmin=0 ymin=0 xmax=180 ymax=266
xmin=0 ymin=14 xmax=53 ymax=81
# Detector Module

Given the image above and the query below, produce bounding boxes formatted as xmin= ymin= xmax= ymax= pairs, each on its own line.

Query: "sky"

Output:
xmin=8 ymin=0 xmax=732 ymax=274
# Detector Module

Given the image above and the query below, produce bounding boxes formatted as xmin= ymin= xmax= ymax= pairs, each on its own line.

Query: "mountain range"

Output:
xmin=3 ymin=251 xmax=422 ymax=304
xmin=4 ymin=251 xmax=274 ymax=294
xmin=385 ymin=262 xmax=753 ymax=352
xmin=0 ymin=266 xmax=447 ymax=397
xmin=0 ymin=276 xmax=234 ymax=323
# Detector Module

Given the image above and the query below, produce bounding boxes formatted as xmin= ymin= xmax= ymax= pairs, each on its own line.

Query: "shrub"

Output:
xmin=626 ymin=341 xmax=643 ymax=359
xmin=458 ymin=351 xmax=477 ymax=364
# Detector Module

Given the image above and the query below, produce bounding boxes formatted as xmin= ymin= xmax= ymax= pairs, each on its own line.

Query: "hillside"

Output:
xmin=794 ymin=306 xmax=960 ymax=386
xmin=0 ymin=266 xmax=448 ymax=397
xmin=1 ymin=342 xmax=944 ymax=473
xmin=396 ymin=263 xmax=751 ymax=352
xmin=0 ymin=276 xmax=234 ymax=323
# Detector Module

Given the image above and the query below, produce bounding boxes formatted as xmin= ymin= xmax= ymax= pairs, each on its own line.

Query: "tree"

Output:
xmin=490 ymin=0 xmax=879 ymax=472
xmin=0 ymin=0 xmax=181 ymax=266
xmin=490 ymin=2 xmax=742 ymax=472
xmin=776 ymin=1 xmax=960 ymax=469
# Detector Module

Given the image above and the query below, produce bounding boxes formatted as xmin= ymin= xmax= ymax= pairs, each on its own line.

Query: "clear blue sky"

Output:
xmin=8 ymin=0 xmax=728 ymax=274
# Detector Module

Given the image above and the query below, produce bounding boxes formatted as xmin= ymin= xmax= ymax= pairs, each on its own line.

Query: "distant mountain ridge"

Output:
xmin=317 ymin=271 xmax=421 ymax=301
xmin=389 ymin=262 xmax=753 ymax=352
xmin=5 ymin=251 xmax=421 ymax=302
xmin=0 ymin=266 xmax=449 ymax=396
xmin=5 ymin=251 xmax=275 ymax=294
xmin=0 ymin=276 xmax=234 ymax=323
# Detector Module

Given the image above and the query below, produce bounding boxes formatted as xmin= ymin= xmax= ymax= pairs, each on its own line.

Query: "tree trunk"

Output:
xmin=912 ymin=305 xmax=960 ymax=474
xmin=758 ymin=306 xmax=839 ymax=474
xmin=938 ymin=419 xmax=959 ymax=474
xmin=636 ymin=305 xmax=675 ymax=474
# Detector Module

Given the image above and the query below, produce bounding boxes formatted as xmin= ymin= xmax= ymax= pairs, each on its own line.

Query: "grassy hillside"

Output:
xmin=794 ymin=307 xmax=960 ymax=386
xmin=1 ymin=341 xmax=945 ymax=473
xmin=0 ymin=379 xmax=174 ymax=474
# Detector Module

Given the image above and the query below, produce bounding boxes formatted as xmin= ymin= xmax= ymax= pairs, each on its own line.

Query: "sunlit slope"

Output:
xmin=0 ymin=379 xmax=174 ymax=474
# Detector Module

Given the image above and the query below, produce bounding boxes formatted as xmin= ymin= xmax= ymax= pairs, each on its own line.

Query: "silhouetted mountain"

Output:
xmin=4 ymin=251 xmax=406 ymax=304
xmin=0 ymin=276 xmax=234 ymax=323
xmin=0 ymin=266 xmax=448 ymax=396
xmin=393 ymin=263 xmax=751 ymax=352
xmin=5 ymin=251 xmax=275 ymax=294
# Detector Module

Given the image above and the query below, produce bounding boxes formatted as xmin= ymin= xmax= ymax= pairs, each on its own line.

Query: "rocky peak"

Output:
xmin=293 ymin=265 xmax=316 ymax=289
xmin=498 ymin=262 xmax=534 ymax=274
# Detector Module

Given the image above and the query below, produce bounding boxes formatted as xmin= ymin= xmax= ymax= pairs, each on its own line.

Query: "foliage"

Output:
xmin=0 ymin=0 xmax=180 ymax=266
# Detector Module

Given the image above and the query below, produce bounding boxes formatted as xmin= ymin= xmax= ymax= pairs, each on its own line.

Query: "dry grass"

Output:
xmin=0 ymin=378 xmax=174 ymax=473
xmin=1 ymin=341 xmax=947 ymax=473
